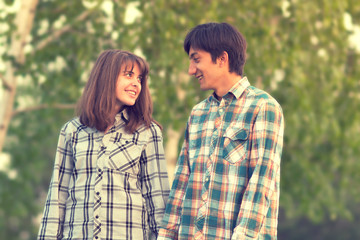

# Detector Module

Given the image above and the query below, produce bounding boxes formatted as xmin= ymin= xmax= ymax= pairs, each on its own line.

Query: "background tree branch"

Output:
xmin=11 ymin=103 xmax=77 ymax=117
xmin=33 ymin=9 xmax=93 ymax=52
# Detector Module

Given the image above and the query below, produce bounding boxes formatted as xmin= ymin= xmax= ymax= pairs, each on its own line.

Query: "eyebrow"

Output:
xmin=123 ymin=70 xmax=134 ymax=74
xmin=123 ymin=70 xmax=144 ymax=79
xmin=189 ymin=52 xmax=198 ymax=59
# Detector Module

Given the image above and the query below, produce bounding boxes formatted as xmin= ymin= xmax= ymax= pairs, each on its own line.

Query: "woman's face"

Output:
xmin=115 ymin=63 xmax=143 ymax=112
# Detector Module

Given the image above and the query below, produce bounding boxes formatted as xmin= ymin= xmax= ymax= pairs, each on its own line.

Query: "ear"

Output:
xmin=218 ymin=51 xmax=229 ymax=68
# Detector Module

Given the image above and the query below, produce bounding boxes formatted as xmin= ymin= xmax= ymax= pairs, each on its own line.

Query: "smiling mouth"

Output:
xmin=126 ymin=90 xmax=137 ymax=96
xmin=196 ymin=75 xmax=203 ymax=80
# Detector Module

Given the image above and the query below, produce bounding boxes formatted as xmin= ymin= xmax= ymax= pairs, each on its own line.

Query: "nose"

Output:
xmin=188 ymin=62 xmax=196 ymax=76
xmin=131 ymin=78 xmax=141 ymax=88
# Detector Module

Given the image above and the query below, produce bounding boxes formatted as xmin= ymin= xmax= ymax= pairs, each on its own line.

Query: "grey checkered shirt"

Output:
xmin=38 ymin=111 xmax=170 ymax=240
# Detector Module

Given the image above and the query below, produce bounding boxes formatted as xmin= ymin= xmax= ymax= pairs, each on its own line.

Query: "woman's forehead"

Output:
xmin=122 ymin=60 xmax=136 ymax=70
xmin=122 ymin=60 xmax=146 ymax=73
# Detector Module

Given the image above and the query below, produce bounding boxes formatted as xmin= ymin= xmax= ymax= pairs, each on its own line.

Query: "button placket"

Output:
xmin=195 ymin=201 xmax=207 ymax=231
xmin=201 ymin=161 xmax=212 ymax=200
xmin=94 ymin=139 xmax=106 ymax=240
xmin=93 ymin=187 xmax=102 ymax=238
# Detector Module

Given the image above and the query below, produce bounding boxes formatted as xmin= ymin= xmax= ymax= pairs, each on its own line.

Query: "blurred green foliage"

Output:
xmin=0 ymin=0 xmax=359 ymax=239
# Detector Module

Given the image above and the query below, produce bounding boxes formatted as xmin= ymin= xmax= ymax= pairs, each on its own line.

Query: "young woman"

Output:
xmin=38 ymin=50 xmax=170 ymax=240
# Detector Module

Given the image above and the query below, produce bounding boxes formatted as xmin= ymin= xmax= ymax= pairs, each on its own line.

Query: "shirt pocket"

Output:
xmin=108 ymin=138 xmax=143 ymax=174
xmin=222 ymin=127 xmax=249 ymax=164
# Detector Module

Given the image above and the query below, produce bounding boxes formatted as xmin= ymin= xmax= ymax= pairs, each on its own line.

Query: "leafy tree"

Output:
xmin=0 ymin=0 xmax=359 ymax=239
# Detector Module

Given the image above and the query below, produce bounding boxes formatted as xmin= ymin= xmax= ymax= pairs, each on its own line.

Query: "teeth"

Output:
xmin=127 ymin=91 xmax=136 ymax=95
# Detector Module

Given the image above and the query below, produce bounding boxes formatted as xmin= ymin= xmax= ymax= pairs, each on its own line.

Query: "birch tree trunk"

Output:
xmin=164 ymin=127 xmax=181 ymax=185
xmin=0 ymin=0 xmax=39 ymax=153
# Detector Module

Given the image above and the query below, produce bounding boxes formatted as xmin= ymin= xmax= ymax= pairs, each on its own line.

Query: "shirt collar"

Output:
xmin=114 ymin=108 xmax=129 ymax=125
xmin=228 ymin=76 xmax=250 ymax=99
xmin=208 ymin=76 xmax=250 ymax=102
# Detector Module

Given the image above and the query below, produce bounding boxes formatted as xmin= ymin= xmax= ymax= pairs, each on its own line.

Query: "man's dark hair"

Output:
xmin=184 ymin=22 xmax=247 ymax=76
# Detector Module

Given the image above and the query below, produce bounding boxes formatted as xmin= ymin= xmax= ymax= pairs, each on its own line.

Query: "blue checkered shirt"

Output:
xmin=159 ymin=77 xmax=284 ymax=240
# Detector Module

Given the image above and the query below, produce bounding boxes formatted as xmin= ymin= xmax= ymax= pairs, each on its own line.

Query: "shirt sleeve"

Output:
xmin=140 ymin=123 xmax=170 ymax=239
xmin=158 ymin=121 xmax=191 ymax=240
xmin=231 ymin=100 xmax=284 ymax=240
xmin=37 ymin=125 xmax=74 ymax=240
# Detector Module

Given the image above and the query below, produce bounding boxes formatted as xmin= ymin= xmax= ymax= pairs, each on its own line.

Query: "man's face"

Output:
xmin=188 ymin=47 xmax=223 ymax=93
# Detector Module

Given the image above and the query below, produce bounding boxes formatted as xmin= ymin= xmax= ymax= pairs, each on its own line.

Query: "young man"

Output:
xmin=158 ymin=23 xmax=284 ymax=239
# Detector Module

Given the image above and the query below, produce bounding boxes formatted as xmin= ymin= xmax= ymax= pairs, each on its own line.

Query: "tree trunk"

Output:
xmin=164 ymin=127 xmax=181 ymax=185
xmin=0 ymin=0 xmax=39 ymax=153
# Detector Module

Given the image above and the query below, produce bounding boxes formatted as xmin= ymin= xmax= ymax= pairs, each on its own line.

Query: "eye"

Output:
xmin=125 ymin=72 xmax=133 ymax=78
xmin=137 ymin=76 xmax=143 ymax=83
xmin=193 ymin=58 xmax=200 ymax=63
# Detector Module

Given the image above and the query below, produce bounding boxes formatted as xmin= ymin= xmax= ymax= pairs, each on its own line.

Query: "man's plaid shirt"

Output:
xmin=38 ymin=111 xmax=170 ymax=240
xmin=159 ymin=77 xmax=284 ymax=240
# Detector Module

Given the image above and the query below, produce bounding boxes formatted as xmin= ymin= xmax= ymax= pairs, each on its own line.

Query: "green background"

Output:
xmin=0 ymin=0 xmax=359 ymax=239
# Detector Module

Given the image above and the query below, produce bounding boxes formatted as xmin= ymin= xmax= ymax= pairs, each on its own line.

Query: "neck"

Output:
xmin=214 ymin=92 xmax=222 ymax=101
xmin=215 ymin=74 xmax=242 ymax=98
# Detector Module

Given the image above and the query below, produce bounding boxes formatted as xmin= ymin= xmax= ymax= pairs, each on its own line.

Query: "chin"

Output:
xmin=200 ymin=86 xmax=210 ymax=91
xmin=121 ymin=101 xmax=136 ymax=107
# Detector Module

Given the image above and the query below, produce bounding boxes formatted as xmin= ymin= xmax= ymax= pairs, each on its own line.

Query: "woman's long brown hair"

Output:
xmin=77 ymin=49 xmax=159 ymax=133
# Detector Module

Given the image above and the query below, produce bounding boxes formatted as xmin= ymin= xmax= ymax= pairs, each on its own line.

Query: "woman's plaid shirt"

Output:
xmin=159 ymin=77 xmax=284 ymax=240
xmin=38 ymin=111 xmax=170 ymax=240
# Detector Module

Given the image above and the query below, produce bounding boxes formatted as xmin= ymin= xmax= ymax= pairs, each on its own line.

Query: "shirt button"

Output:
xmin=95 ymin=236 xmax=98 ymax=239
xmin=96 ymin=192 xmax=100 ymax=195
xmin=95 ymin=215 xmax=99 ymax=219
